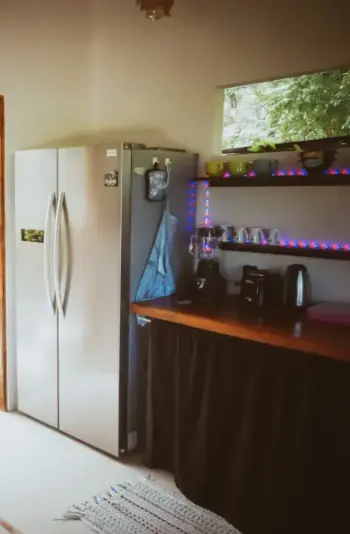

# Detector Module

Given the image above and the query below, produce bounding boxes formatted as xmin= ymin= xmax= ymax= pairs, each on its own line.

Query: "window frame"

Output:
xmin=221 ymin=65 xmax=350 ymax=155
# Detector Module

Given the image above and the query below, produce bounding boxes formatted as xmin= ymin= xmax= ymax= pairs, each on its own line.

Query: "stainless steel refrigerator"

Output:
xmin=15 ymin=143 xmax=197 ymax=456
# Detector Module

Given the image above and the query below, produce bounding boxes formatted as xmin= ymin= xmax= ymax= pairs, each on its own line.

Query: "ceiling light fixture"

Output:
xmin=136 ymin=0 xmax=174 ymax=21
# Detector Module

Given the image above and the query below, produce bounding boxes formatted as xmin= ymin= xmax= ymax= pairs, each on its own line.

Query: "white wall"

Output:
xmin=1 ymin=0 xmax=350 ymax=408
xmin=86 ymin=0 xmax=350 ymax=156
xmin=0 ymin=0 xmax=92 ymax=409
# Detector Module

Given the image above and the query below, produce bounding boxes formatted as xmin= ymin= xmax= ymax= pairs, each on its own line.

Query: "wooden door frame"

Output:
xmin=0 ymin=95 xmax=6 ymax=411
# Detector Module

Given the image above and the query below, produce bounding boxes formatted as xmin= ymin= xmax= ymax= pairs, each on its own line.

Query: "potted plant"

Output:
xmin=247 ymin=140 xmax=278 ymax=175
xmin=293 ymin=144 xmax=336 ymax=174
xmin=248 ymin=140 xmax=277 ymax=153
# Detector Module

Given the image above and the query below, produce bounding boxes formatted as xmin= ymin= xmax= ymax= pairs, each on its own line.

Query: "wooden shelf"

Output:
xmin=194 ymin=173 xmax=350 ymax=187
xmin=192 ymin=170 xmax=350 ymax=261
xmin=220 ymin=242 xmax=350 ymax=261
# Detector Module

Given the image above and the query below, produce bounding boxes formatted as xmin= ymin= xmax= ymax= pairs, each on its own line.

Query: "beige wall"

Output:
xmin=86 ymin=0 xmax=350 ymax=155
xmin=1 ymin=0 xmax=350 ymax=408
xmin=0 ymin=0 xmax=91 ymax=409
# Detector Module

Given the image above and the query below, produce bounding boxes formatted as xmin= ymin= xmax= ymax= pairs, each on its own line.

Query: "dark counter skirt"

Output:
xmin=144 ymin=319 xmax=350 ymax=534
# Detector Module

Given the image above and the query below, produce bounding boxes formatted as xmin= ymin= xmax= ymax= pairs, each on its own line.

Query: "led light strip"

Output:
xmin=223 ymin=238 xmax=350 ymax=252
xmin=187 ymin=180 xmax=211 ymax=230
xmin=203 ymin=180 xmax=210 ymax=227
xmin=279 ymin=240 xmax=350 ymax=252
xmin=187 ymin=180 xmax=197 ymax=232
xmin=326 ymin=168 xmax=350 ymax=175
xmin=237 ymin=168 xmax=350 ymax=178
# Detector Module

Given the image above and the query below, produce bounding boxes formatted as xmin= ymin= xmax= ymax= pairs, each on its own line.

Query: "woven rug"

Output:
xmin=62 ymin=477 xmax=240 ymax=533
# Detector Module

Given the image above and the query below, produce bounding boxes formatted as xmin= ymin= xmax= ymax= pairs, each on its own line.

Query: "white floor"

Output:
xmin=0 ymin=412 xmax=168 ymax=534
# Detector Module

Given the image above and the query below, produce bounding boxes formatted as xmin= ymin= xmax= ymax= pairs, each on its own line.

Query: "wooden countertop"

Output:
xmin=131 ymin=297 xmax=350 ymax=363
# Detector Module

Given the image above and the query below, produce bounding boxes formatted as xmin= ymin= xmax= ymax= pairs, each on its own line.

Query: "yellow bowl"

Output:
xmin=205 ymin=160 xmax=225 ymax=177
xmin=227 ymin=160 xmax=249 ymax=176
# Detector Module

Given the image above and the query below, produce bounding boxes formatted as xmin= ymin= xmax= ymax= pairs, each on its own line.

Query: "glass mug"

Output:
xmin=267 ymin=228 xmax=280 ymax=245
xmin=233 ymin=226 xmax=248 ymax=244
xmin=246 ymin=227 xmax=265 ymax=244
xmin=220 ymin=224 xmax=234 ymax=242
xmin=219 ymin=225 xmax=247 ymax=243
xmin=245 ymin=227 xmax=280 ymax=245
xmin=220 ymin=226 xmax=280 ymax=245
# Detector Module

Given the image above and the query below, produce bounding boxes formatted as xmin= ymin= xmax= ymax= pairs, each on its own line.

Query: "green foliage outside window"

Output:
xmin=222 ymin=70 xmax=350 ymax=150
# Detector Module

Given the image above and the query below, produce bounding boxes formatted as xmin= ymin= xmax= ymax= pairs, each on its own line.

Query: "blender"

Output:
xmin=189 ymin=226 xmax=226 ymax=300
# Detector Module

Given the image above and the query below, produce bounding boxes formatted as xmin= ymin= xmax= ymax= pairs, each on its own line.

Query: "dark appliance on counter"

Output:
xmin=194 ymin=258 xmax=226 ymax=300
xmin=283 ymin=264 xmax=311 ymax=309
xmin=240 ymin=265 xmax=283 ymax=307
xmin=189 ymin=226 xmax=226 ymax=300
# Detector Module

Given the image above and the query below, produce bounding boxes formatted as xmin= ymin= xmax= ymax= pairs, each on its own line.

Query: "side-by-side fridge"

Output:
xmin=15 ymin=143 xmax=197 ymax=456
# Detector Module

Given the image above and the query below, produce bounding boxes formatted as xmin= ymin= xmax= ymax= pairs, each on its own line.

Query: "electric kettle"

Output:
xmin=283 ymin=264 xmax=311 ymax=309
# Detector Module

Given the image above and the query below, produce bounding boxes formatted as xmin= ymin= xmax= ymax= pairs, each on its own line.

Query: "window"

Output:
xmin=222 ymin=68 xmax=350 ymax=153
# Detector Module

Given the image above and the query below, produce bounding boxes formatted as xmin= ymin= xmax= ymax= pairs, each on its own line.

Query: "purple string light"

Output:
xmin=186 ymin=180 xmax=197 ymax=231
xmin=238 ymin=168 xmax=350 ymax=178
xmin=278 ymin=239 xmax=349 ymax=252
xmin=203 ymin=180 xmax=210 ymax=227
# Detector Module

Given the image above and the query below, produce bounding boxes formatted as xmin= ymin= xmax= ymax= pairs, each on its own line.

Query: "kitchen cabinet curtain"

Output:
xmin=144 ymin=320 xmax=350 ymax=534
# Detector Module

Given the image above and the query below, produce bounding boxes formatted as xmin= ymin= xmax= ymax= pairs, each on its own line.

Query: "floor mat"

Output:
xmin=62 ymin=477 xmax=240 ymax=533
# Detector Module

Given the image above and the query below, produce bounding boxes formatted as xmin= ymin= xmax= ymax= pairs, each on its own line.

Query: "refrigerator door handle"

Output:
xmin=44 ymin=192 xmax=56 ymax=313
xmin=54 ymin=192 xmax=65 ymax=316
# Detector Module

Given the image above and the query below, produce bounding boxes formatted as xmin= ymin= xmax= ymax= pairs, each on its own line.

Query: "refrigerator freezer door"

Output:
xmin=15 ymin=149 xmax=58 ymax=427
xmin=58 ymin=146 xmax=123 ymax=456
xmin=127 ymin=150 xmax=197 ymax=441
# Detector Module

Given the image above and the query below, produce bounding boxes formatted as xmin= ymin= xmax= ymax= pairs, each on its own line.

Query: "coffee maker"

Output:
xmin=240 ymin=264 xmax=283 ymax=308
xmin=189 ymin=226 xmax=226 ymax=300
